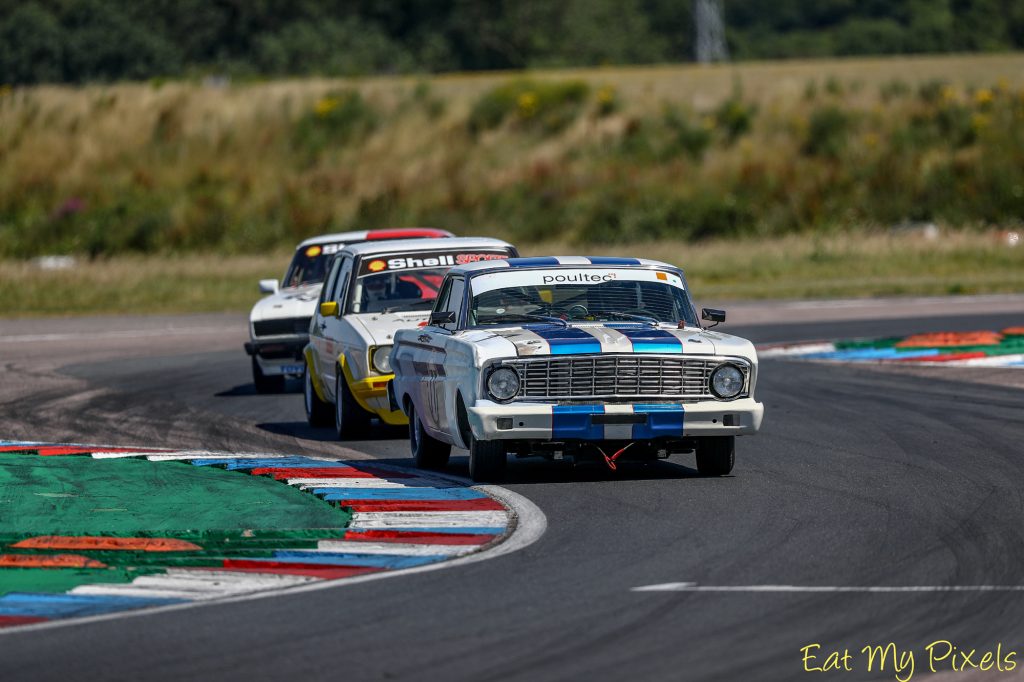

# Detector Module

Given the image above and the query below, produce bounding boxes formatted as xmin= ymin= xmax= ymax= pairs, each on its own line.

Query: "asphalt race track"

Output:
xmin=1 ymin=303 xmax=1023 ymax=681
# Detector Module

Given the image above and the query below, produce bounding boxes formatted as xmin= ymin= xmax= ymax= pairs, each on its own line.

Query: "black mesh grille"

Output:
xmin=502 ymin=355 xmax=747 ymax=400
xmin=253 ymin=317 xmax=312 ymax=337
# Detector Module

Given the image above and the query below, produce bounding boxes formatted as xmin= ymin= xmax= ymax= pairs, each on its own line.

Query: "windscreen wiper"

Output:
xmin=606 ymin=311 xmax=660 ymax=326
xmin=486 ymin=313 xmax=568 ymax=328
xmin=384 ymin=299 xmax=436 ymax=313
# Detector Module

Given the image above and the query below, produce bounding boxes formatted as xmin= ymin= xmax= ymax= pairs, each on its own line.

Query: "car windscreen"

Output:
xmin=468 ymin=268 xmax=698 ymax=327
xmin=282 ymin=242 xmax=347 ymax=288
xmin=349 ymin=250 xmax=511 ymax=314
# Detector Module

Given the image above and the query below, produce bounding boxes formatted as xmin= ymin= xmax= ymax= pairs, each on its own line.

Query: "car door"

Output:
xmin=318 ymin=255 xmax=353 ymax=401
xmin=309 ymin=257 xmax=342 ymax=388
xmin=424 ymin=275 xmax=464 ymax=433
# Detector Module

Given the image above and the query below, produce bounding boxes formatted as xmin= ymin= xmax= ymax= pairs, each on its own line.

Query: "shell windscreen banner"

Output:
xmin=357 ymin=250 xmax=511 ymax=277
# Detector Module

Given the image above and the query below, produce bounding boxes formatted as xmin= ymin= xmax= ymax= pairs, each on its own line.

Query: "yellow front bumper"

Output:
xmin=346 ymin=372 xmax=407 ymax=426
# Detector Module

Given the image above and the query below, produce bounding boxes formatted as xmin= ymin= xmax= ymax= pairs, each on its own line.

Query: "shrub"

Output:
xmin=467 ymin=79 xmax=589 ymax=135
xmin=802 ymin=106 xmax=851 ymax=158
xmin=713 ymin=96 xmax=756 ymax=143
xmin=292 ymin=90 xmax=376 ymax=156
xmin=662 ymin=106 xmax=712 ymax=161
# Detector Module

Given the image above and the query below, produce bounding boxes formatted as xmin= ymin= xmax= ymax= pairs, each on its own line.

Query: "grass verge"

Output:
xmin=1 ymin=232 xmax=1020 ymax=318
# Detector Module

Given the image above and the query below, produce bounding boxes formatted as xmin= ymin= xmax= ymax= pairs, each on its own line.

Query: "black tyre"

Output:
xmin=408 ymin=401 xmax=451 ymax=470
xmin=252 ymin=357 xmax=285 ymax=394
xmin=334 ymin=370 xmax=372 ymax=440
xmin=304 ymin=364 xmax=333 ymax=427
xmin=695 ymin=436 xmax=735 ymax=476
xmin=468 ymin=434 xmax=506 ymax=482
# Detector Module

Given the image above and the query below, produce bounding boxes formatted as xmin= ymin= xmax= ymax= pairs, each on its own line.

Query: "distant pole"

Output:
xmin=695 ymin=0 xmax=729 ymax=63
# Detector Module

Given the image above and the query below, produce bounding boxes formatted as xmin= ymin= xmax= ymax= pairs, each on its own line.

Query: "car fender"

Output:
xmin=303 ymin=344 xmax=330 ymax=404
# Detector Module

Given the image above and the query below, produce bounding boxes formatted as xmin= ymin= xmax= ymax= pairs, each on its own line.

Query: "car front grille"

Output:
xmin=253 ymin=317 xmax=312 ymax=337
xmin=501 ymin=354 xmax=748 ymax=401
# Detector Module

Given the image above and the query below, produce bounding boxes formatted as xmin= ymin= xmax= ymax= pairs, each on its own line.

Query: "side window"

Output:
xmin=444 ymin=277 xmax=465 ymax=330
xmin=319 ymin=258 xmax=341 ymax=306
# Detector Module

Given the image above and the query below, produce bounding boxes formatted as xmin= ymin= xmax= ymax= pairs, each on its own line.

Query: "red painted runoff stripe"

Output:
xmin=343 ymin=530 xmax=497 ymax=545
xmin=13 ymin=536 xmax=203 ymax=552
xmin=250 ymin=467 xmax=414 ymax=480
xmin=0 ymin=553 xmax=107 ymax=568
xmin=5 ymin=445 xmax=165 ymax=457
xmin=0 ymin=615 xmax=48 ymax=628
xmin=334 ymin=498 xmax=506 ymax=512
xmin=220 ymin=560 xmax=384 ymax=579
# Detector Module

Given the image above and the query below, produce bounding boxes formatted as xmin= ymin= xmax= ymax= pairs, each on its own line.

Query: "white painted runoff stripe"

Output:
xmin=632 ymin=582 xmax=1024 ymax=593
xmin=291 ymin=477 xmax=452 ymax=489
xmin=350 ymin=511 xmax=508 ymax=529
xmin=314 ymin=541 xmax=475 ymax=556
xmin=758 ymin=343 xmax=835 ymax=357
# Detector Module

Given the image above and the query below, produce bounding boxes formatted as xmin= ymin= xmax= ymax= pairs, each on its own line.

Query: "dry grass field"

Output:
xmin=2 ymin=53 xmax=1023 ymax=315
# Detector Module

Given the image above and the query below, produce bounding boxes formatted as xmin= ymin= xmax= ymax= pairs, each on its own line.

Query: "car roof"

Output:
xmin=340 ymin=237 xmax=516 ymax=257
xmin=449 ymin=256 xmax=678 ymax=276
xmin=295 ymin=228 xmax=455 ymax=250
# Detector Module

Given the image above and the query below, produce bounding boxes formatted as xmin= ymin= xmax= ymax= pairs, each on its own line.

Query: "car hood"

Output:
xmin=349 ymin=310 xmax=432 ymax=346
xmin=250 ymin=284 xmax=323 ymax=322
xmin=473 ymin=324 xmax=753 ymax=358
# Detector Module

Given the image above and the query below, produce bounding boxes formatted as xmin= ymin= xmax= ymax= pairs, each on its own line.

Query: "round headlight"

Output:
xmin=710 ymin=364 xmax=744 ymax=399
xmin=371 ymin=345 xmax=393 ymax=374
xmin=487 ymin=367 xmax=520 ymax=402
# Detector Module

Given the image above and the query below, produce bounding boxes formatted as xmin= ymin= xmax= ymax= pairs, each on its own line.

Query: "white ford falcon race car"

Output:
xmin=391 ymin=256 xmax=765 ymax=481
xmin=303 ymin=237 xmax=519 ymax=438
xmin=245 ymin=228 xmax=453 ymax=392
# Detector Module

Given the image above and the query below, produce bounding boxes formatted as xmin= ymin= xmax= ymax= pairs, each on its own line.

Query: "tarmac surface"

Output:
xmin=0 ymin=297 xmax=1022 ymax=681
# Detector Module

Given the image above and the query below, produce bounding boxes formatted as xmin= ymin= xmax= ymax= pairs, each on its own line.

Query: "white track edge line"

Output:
xmin=0 ymin=474 xmax=546 ymax=636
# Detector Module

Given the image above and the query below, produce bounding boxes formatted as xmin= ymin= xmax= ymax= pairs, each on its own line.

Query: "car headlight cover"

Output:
xmin=487 ymin=367 xmax=520 ymax=402
xmin=710 ymin=363 xmax=744 ymax=399
xmin=371 ymin=345 xmax=393 ymax=374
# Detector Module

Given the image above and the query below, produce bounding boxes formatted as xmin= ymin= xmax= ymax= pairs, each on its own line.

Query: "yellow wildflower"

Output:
xmin=517 ymin=92 xmax=538 ymax=118
xmin=596 ymin=87 xmax=615 ymax=105
xmin=314 ymin=96 xmax=340 ymax=118
xmin=863 ymin=132 xmax=880 ymax=148
xmin=974 ymin=88 xmax=994 ymax=107
xmin=971 ymin=112 xmax=990 ymax=132
xmin=940 ymin=85 xmax=958 ymax=104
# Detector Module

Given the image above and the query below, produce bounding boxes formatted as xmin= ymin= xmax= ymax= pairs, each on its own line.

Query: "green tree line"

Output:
xmin=2 ymin=0 xmax=1023 ymax=85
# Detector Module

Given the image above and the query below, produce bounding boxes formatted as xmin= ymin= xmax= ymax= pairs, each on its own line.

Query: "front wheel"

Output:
xmin=469 ymin=435 xmax=506 ymax=482
xmin=304 ymin=364 xmax=333 ymax=427
xmin=695 ymin=436 xmax=735 ymax=476
xmin=408 ymin=401 xmax=451 ymax=470
xmin=334 ymin=370 xmax=372 ymax=440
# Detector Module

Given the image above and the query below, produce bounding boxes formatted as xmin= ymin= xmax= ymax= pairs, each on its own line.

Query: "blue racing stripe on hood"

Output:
xmin=584 ymin=257 xmax=642 ymax=265
xmin=529 ymin=326 xmax=602 ymax=355
xmin=613 ymin=327 xmax=684 ymax=354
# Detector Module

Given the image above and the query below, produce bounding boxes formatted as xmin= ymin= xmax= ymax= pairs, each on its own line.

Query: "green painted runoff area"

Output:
xmin=0 ymin=453 xmax=350 ymax=536
xmin=0 ymin=453 xmax=352 ymax=596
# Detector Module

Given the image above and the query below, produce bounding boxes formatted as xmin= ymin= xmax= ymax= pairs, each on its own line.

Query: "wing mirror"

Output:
xmin=319 ymin=301 xmax=339 ymax=317
xmin=701 ymin=308 xmax=726 ymax=328
xmin=259 ymin=279 xmax=279 ymax=294
xmin=430 ymin=311 xmax=456 ymax=325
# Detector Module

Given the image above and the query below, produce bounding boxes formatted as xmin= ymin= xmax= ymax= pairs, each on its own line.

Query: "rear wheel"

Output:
xmin=695 ymin=436 xmax=735 ymax=476
xmin=304 ymin=364 xmax=333 ymax=427
xmin=252 ymin=357 xmax=284 ymax=394
xmin=408 ymin=401 xmax=451 ymax=470
xmin=335 ymin=370 xmax=372 ymax=440
xmin=469 ymin=435 xmax=506 ymax=482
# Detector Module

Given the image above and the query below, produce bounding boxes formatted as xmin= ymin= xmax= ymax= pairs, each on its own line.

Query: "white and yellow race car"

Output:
xmin=303 ymin=237 xmax=518 ymax=438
